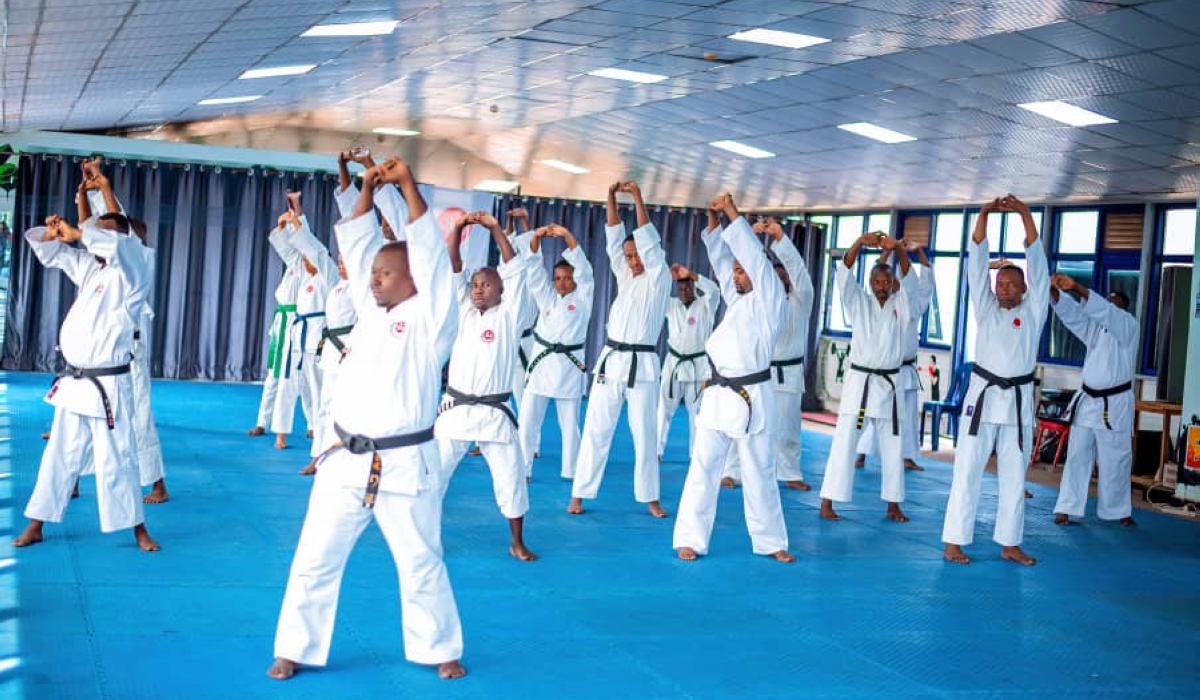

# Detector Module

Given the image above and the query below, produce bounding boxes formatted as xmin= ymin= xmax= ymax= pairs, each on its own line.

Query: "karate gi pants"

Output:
xmin=720 ymin=390 xmax=806 ymax=483
xmin=25 ymin=394 xmax=145 ymax=533
xmin=673 ymin=425 xmax=788 ymax=556
xmin=1053 ymin=425 xmax=1133 ymax=521
xmin=255 ymin=373 xmax=279 ymax=429
xmin=819 ymin=414 xmax=905 ymax=504
xmin=517 ymin=393 xmax=580 ymax=480
xmin=856 ymin=387 xmax=920 ymax=462
xmin=131 ymin=339 xmax=165 ymax=486
xmin=942 ymin=422 xmax=1032 ymax=547
xmin=439 ymin=439 xmax=529 ymax=519
xmin=656 ymin=379 xmax=702 ymax=459
xmin=311 ymin=367 xmax=339 ymax=458
xmin=571 ymin=378 xmax=660 ymax=503
xmin=273 ymin=467 xmax=463 ymax=667
xmin=270 ymin=349 xmax=318 ymax=436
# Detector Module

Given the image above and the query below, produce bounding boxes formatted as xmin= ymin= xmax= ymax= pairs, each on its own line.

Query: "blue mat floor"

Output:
xmin=1 ymin=370 xmax=1198 ymax=700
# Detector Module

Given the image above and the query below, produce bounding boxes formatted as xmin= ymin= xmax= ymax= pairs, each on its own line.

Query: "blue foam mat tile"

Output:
xmin=18 ymin=634 xmax=100 ymax=700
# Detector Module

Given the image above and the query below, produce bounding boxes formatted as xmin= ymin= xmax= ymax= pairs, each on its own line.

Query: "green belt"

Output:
xmin=267 ymin=304 xmax=297 ymax=378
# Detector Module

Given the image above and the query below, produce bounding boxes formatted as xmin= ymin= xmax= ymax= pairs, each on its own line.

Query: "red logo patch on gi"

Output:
xmin=93 ymin=283 xmax=105 ymax=295
xmin=391 ymin=321 xmax=407 ymax=335
xmin=687 ymin=316 xmax=696 ymax=325
xmin=482 ymin=329 xmax=496 ymax=343
xmin=1012 ymin=317 xmax=1022 ymax=328
xmin=567 ymin=304 xmax=576 ymax=312
xmin=305 ymin=284 xmax=314 ymax=293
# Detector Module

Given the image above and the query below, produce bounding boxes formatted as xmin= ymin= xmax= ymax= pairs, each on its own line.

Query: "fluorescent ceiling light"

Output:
xmin=239 ymin=65 xmax=315 ymax=79
xmin=302 ymin=20 xmax=398 ymax=37
xmin=474 ymin=179 xmax=520 ymax=193
xmin=541 ymin=159 xmax=589 ymax=174
xmin=728 ymin=28 xmax=830 ymax=50
xmin=373 ymin=127 xmax=420 ymax=137
xmin=837 ymin=122 xmax=917 ymax=144
xmin=197 ymin=95 xmax=262 ymax=105
xmin=1017 ymin=101 xmax=1117 ymax=127
xmin=709 ymin=140 xmax=775 ymax=159
xmin=588 ymin=67 xmax=668 ymax=84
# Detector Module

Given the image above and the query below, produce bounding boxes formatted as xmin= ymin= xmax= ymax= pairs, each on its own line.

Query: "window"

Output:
xmin=966 ymin=211 xmax=1044 ymax=254
xmin=1057 ymin=211 xmax=1100 ymax=255
xmin=920 ymin=212 xmax=966 ymax=348
xmin=1143 ymin=205 xmax=1195 ymax=374
xmin=820 ymin=212 xmax=891 ymax=336
xmin=1162 ymin=208 xmax=1196 ymax=257
xmin=1044 ymin=260 xmax=1094 ymax=364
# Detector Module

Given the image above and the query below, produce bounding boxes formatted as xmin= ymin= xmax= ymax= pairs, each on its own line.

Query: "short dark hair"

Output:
xmin=997 ymin=264 xmax=1025 ymax=281
xmin=870 ymin=263 xmax=892 ymax=277
xmin=1109 ymin=290 xmax=1131 ymax=308
xmin=97 ymin=212 xmax=130 ymax=234
xmin=623 ymin=234 xmax=635 ymax=244
xmin=553 ymin=259 xmax=574 ymax=273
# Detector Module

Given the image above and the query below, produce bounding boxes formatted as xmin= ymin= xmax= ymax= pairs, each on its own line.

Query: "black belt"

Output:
xmin=133 ymin=330 xmax=141 ymax=340
xmin=517 ymin=325 xmax=535 ymax=370
xmin=445 ymin=386 xmax=518 ymax=428
xmin=331 ymin=422 xmax=436 ymax=508
xmin=701 ymin=358 xmax=772 ymax=430
xmin=770 ymin=355 xmax=804 ymax=384
xmin=526 ymin=332 xmax=586 ymax=378
xmin=967 ymin=366 xmax=1038 ymax=449
xmin=54 ymin=363 xmax=132 ymax=430
xmin=598 ymin=339 xmax=656 ymax=388
xmin=318 ymin=324 xmax=354 ymax=357
xmin=666 ymin=345 xmax=706 ymax=399
xmin=901 ymin=355 xmax=922 ymax=390
xmin=1069 ymin=380 xmax=1133 ymax=431
xmin=849 ymin=363 xmax=900 ymax=436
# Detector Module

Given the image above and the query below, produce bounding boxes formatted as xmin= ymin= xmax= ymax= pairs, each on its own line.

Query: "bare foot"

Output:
xmin=784 ymin=480 xmax=811 ymax=491
xmin=1054 ymin=513 xmax=1071 ymax=526
xmin=13 ymin=522 xmax=44 ymax=547
xmin=467 ymin=446 xmax=482 ymax=456
xmin=1024 ymin=489 xmax=1033 ymax=498
xmin=510 ymin=543 xmax=538 ymax=561
xmin=305 ymin=430 xmax=313 ymax=439
xmin=1119 ymin=516 xmax=1137 ymax=527
xmin=720 ymin=476 xmax=737 ymax=489
xmin=1001 ymin=545 xmax=1036 ymax=566
xmin=533 ymin=451 xmax=540 ymax=458
xmin=72 ymin=480 xmax=80 ymax=499
xmin=275 ymin=434 xmax=287 ymax=450
xmin=886 ymin=503 xmax=909 ymax=522
xmin=904 ymin=459 xmax=924 ymax=471
xmin=437 ymin=660 xmax=467 ymax=679
xmin=677 ymin=546 xmax=698 ymax=561
xmin=768 ymin=550 xmax=796 ymax=563
xmin=567 ymin=498 xmax=584 ymax=515
xmin=525 ymin=475 xmax=532 ymax=483
xmin=41 ymin=431 xmax=50 ymax=440
xmin=134 ymin=524 xmax=161 ymax=552
xmin=819 ymin=498 xmax=841 ymax=521
xmin=267 ymin=658 xmax=299 ymax=680
xmin=248 ymin=426 xmax=266 ymax=436
xmin=943 ymin=543 xmax=970 ymax=564
xmin=299 ymin=463 xmax=317 ymax=476
xmin=142 ymin=479 xmax=169 ymax=504
xmin=854 ymin=454 xmax=865 ymax=469
xmin=648 ymin=501 xmax=669 ymax=519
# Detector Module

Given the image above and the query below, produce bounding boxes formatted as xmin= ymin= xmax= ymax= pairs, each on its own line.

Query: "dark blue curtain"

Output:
xmin=5 ymin=153 xmax=344 ymax=380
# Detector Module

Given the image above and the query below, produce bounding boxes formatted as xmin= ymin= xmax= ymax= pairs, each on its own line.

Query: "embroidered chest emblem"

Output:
xmin=305 ymin=284 xmax=314 ymax=293
xmin=1012 ymin=317 xmax=1022 ymax=328
xmin=481 ymin=329 xmax=496 ymax=343
xmin=567 ymin=304 xmax=576 ymax=312
xmin=93 ymin=283 xmax=105 ymax=295
xmin=687 ymin=316 xmax=696 ymax=325
xmin=391 ymin=321 xmax=407 ymax=336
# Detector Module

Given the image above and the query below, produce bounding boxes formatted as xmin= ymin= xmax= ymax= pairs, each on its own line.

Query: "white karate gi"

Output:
xmin=1051 ymin=292 xmax=1137 ymax=521
xmin=672 ymin=218 xmax=788 ymax=556
xmin=655 ymin=274 xmax=719 ymax=459
xmin=857 ymin=263 xmax=934 ymax=462
xmin=571 ymin=222 xmax=671 ymax=505
xmin=311 ymin=279 xmax=354 ymax=456
xmin=23 ymin=220 xmax=149 ymax=534
xmin=269 ymin=217 xmax=336 ymax=437
xmin=510 ymin=230 xmax=539 ymax=414
xmin=287 ymin=220 xmax=340 ymax=455
xmin=255 ymin=234 xmax=302 ymax=430
xmin=817 ymin=260 xmax=915 ymax=506
xmin=942 ymin=237 xmax=1049 ymax=547
xmin=131 ymin=242 xmax=164 ymax=486
xmin=273 ymin=208 xmax=463 ymax=669
xmin=517 ymin=246 xmax=594 ymax=480
xmin=437 ymin=256 xmax=529 ymax=520
xmin=766 ymin=236 xmax=815 ymax=482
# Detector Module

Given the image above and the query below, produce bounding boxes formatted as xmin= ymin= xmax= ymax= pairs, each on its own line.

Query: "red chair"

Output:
xmin=1029 ymin=418 xmax=1070 ymax=472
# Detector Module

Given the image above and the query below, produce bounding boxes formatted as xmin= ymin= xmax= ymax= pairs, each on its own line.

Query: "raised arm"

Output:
xmin=701 ymin=198 xmax=735 ymax=306
xmin=718 ymin=193 xmax=783 ymax=312
xmin=289 ymin=217 xmax=339 ymax=284
xmin=605 ymin=181 xmax=620 ymax=226
xmin=475 ymin=211 xmax=515 ymax=263
xmin=1048 ymin=274 xmax=1098 ymax=345
xmin=623 ymin=180 xmax=650 ymax=229
xmin=966 ymin=200 xmax=1002 ymax=318
xmin=80 ymin=217 xmax=151 ymax=318
xmin=1005 ymin=194 xmax=1048 ymax=312
xmin=268 ymin=213 xmax=304 ymax=272
xmin=695 ymin=272 xmax=721 ymax=317
xmin=25 ymin=216 xmax=98 ymax=286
